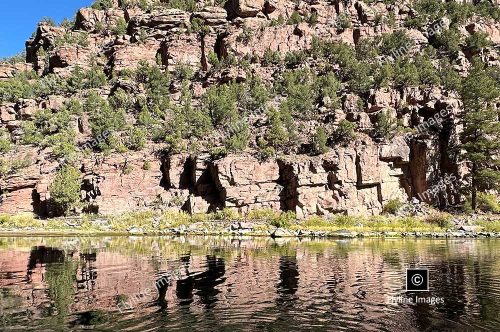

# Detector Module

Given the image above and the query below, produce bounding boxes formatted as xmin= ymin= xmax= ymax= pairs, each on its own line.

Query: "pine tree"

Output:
xmin=460 ymin=58 xmax=500 ymax=210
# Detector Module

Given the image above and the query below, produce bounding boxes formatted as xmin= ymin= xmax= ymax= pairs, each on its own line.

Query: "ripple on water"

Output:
xmin=0 ymin=237 xmax=499 ymax=331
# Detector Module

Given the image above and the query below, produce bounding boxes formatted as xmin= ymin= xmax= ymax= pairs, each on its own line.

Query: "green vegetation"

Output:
xmin=382 ymin=199 xmax=403 ymax=215
xmin=475 ymin=219 xmax=500 ymax=232
xmin=375 ymin=110 xmax=398 ymax=140
xmin=332 ymin=120 xmax=357 ymax=146
xmin=312 ymin=127 xmax=328 ymax=155
xmin=92 ymin=0 xmax=113 ymax=10
xmin=54 ymin=31 xmax=90 ymax=48
xmin=0 ymin=129 xmax=11 ymax=153
xmin=48 ymin=165 xmax=82 ymax=216
xmin=0 ymin=213 xmax=43 ymax=229
xmin=0 ymin=51 xmax=26 ymax=64
xmin=287 ymin=11 xmax=303 ymax=25
xmin=84 ymin=92 xmax=126 ymax=150
xmin=336 ymin=13 xmax=351 ymax=30
xmin=460 ymin=58 xmax=500 ymax=211
xmin=262 ymin=48 xmax=281 ymax=66
xmin=476 ymin=193 xmax=500 ymax=214
xmin=113 ymin=17 xmax=128 ymax=35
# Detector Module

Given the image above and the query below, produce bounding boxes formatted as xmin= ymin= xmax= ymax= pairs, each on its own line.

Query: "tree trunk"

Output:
xmin=471 ymin=163 xmax=477 ymax=211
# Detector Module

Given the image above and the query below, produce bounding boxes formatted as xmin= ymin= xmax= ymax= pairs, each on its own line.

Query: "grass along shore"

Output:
xmin=0 ymin=209 xmax=499 ymax=237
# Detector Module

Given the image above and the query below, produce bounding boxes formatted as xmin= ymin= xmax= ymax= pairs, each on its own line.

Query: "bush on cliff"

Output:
xmin=92 ymin=0 xmax=113 ymax=10
xmin=85 ymin=92 xmax=127 ymax=150
xmin=202 ymin=82 xmax=238 ymax=126
xmin=312 ymin=127 xmax=329 ymax=155
xmin=49 ymin=165 xmax=81 ymax=216
xmin=332 ymin=120 xmax=357 ymax=146
xmin=0 ymin=129 xmax=11 ymax=153
xmin=375 ymin=110 xmax=398 ymax=140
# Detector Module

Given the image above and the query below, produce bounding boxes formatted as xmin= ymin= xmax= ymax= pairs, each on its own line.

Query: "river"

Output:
xmin=0 ymin=236 xmax=499 ymax=331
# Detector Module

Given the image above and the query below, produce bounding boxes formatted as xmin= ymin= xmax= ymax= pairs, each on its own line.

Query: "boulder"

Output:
xmin=227 ymin=0 xmax=265 ymax=18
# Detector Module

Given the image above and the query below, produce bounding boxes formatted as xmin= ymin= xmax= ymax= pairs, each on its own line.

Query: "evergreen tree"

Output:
xmin=460 ymin=58 xmax=500 ymax=210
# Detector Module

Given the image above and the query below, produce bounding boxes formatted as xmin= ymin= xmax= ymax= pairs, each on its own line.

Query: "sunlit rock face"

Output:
xmin=0 ymin=0 xmax=495 ymax=217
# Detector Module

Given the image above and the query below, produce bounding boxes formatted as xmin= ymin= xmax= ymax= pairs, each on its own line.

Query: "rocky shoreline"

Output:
xmin=1 ymin=219 xmax=498 ymax=239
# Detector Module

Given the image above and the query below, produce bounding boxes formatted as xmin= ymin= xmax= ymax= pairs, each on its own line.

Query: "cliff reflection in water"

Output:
xmin=0 ymin=237 xmax=499 ymax=331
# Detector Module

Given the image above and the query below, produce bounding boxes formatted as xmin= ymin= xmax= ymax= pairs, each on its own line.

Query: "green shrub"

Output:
xmin=113 ymin=17 xmax=128 ymax=35
xmin=86 ymin=66 xmax=107 ymax=88
xmin=269 ymin=211 xmax=296 ymax=228
xmin=142 ymin=160 xmax=152 ymax=170
xmin=247 ymin=208 xmax=280 ymax=220
xmin=191 ymin=17 xmax=210 ymax=36
xmin=477 ymin=193 xmax=500 ymax=213
xmin=284 ymin=51 xmax=307 ymax=67
xmin=355 ymin=38 xmax=379 ymax=61
xmin=0 ymin=51 xmax=26 ymax=64
xmin=278 ymin=69 xmax=316 ymax=116
xmin=423 ymin=212 xmax=453 ymax=229
xmin=85 ymin=92 xmax=126 ymax=150
xmin=238 ymin=25 xmax=254 ymax=43
xmin=465 ymin=32 xmax=492 ymax=53
xmin=213 ymin=208 xmax=240 ymax=221
xmin=164 ymin=134 xmax=187 ymax=153
xmin=0 ymin=129 xmax=11 ymax=153
xmin=136 ymin=61 xmax=170 ymax=113
xmin=225 ymin=120 xmax=250 ymax=152
xmin=382 ymin=199 xmax=403 ymax=215
xmin=210 ymin=146 xmax=228 ymax=159
xmin=0 ymin=155 xmax=33 ymax=176
xmin=315 ymin=72 xmax=341 ymax=108
xmin=262 ymin=48 xmax=281 ymax=66
xmin=414 ymin=54 xmax=440 ymax=86
xmin=49 ymin=165 xmax=81 ymax=216
xmin=239 ymin=75 xmax=269 ymax=112
xmin=92 ymin=0 xmax=113 ymax=10
xmin=270 ymin=14 xmax=285 ymax=27
xmin=202 ymin=82 xmax=239 ymax=126
xmin=404 ymin=0 xmax=445 ymax=28
xmin=307 ymin=12 xmax=319 ymax=26
xmin=394 ymin=59 xmax=419 ymax=87
xmin=435 ymin=29 xmax=462 ymax=55
xmin=287 ymin=11 xmax=302 ymax=25
xmin=266 ymin=108 xmax=289 ymax=148
xmin=439 ymin=59 xmax=462 ymax=91
xmin=109 ymin=88 xmax=133 ymax=110
xmin=331 ymin=215 xmax=357 ymax=227
xmin=332 ymin=120 xmax=357 ymax=145
xmin=336 ymin=13 xmax=352 ymax=29
xmin=380 ymin=31 xmax=414 ymax=58
xmin=0 ymin=213 xmax=42 ymax=229
xmin=0 ymin=71 xmax=37 ymax=102
xmin=165 ymin=0 xmax=197 ymax=11
xmin=475 ymin=220 xmax=500 ymax=232
xmin=312 ymin=127 xmax=328 ymax=155
xmin=39 ymin=17 xmax=56 ymax=26
xmin=54 ymin=31 xmax=90 ymax=48
xmin=125 ymin=127 xmax=146 ymax=151
xmin=45 ymin=131 xmax=77 ymax=159
xmin=375 ymin=110 xmax=398 ymax=140
xmin=174 ymin=63 xmax=194 ymax=81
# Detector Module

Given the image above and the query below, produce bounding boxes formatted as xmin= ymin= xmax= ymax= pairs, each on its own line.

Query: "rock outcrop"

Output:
xmin=1 ymin=0 xmax=498 ymax=218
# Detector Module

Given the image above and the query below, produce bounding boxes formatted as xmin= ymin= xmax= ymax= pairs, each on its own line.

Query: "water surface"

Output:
xmin=0 ymin=236 xmax=499 ymax=331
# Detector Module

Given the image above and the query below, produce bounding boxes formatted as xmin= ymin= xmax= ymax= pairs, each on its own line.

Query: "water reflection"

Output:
xmin=0 ymin=237 xmax=498 ymax=331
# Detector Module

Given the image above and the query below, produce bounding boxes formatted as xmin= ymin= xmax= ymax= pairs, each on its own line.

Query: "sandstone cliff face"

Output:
xmin=0 ymin=0 xmax=498 ymax=217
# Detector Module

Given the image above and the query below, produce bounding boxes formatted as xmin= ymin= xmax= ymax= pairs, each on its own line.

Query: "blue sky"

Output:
xmin=0 ymin=0 xmax=94 ymax=58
